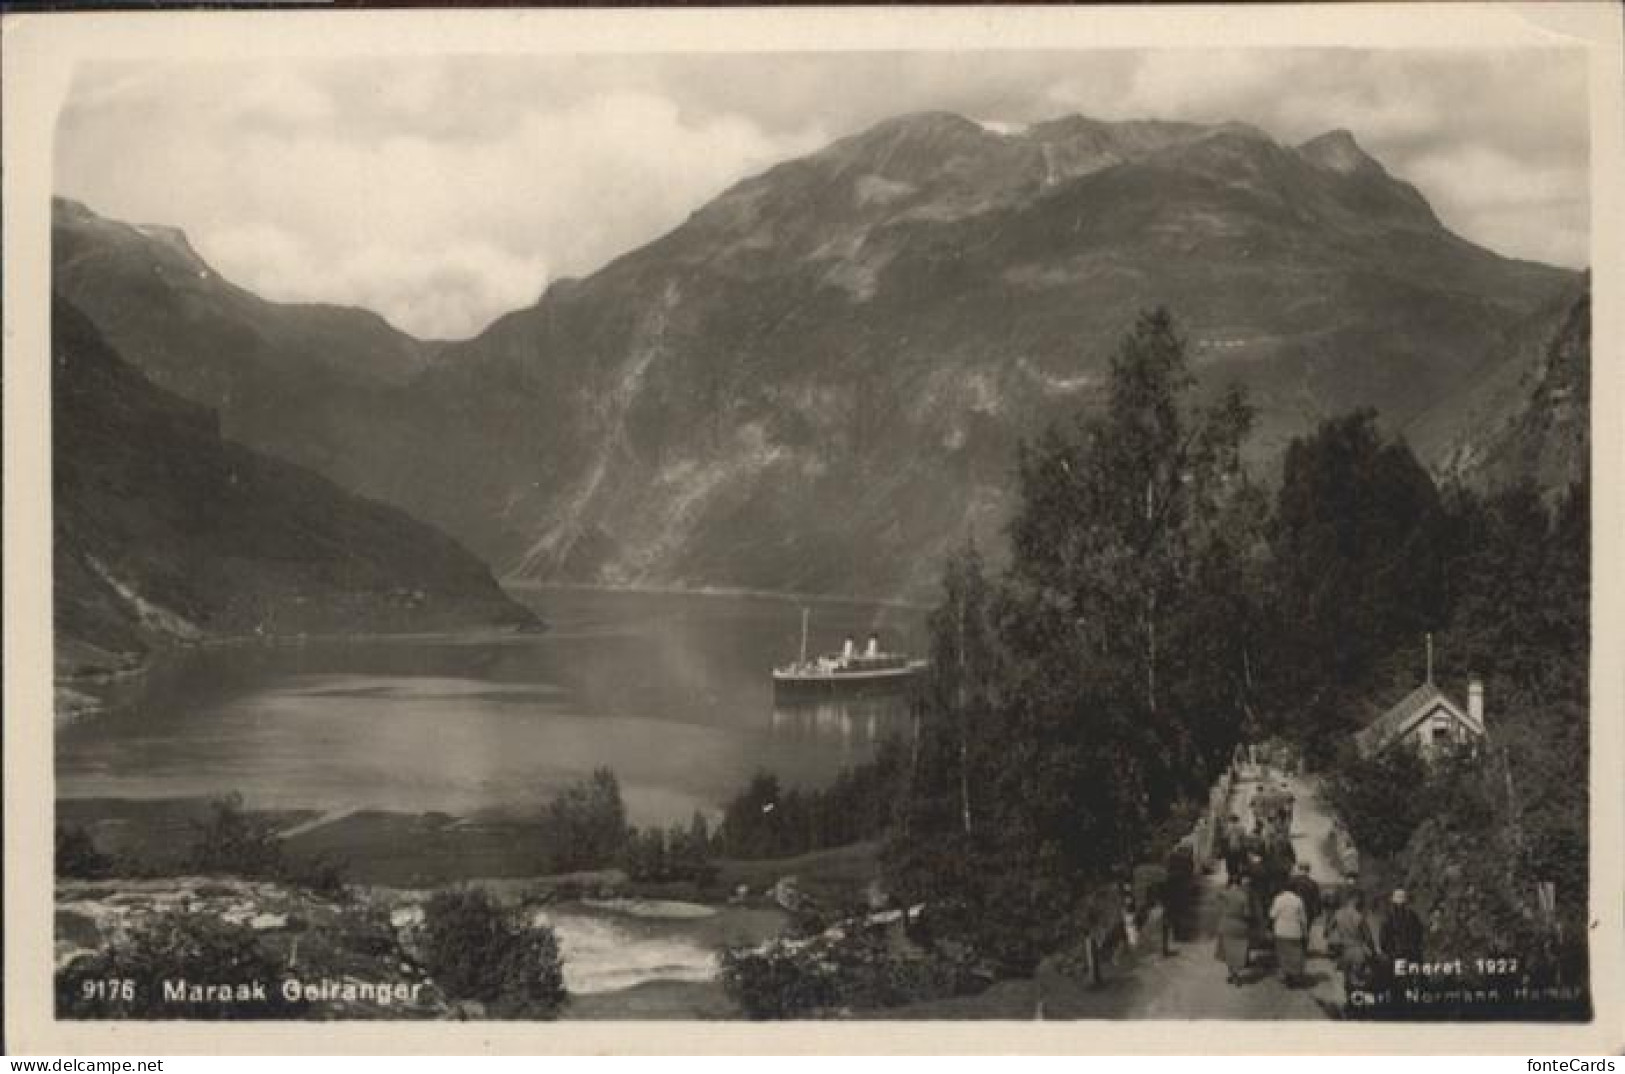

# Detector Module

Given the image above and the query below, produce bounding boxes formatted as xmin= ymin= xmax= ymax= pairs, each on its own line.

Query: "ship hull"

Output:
xmin=771 ymin=663 xmax=927 ymax=699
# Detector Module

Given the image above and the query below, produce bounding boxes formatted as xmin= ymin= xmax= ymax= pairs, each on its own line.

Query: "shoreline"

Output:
xmin=57 ymin=581 xmax=928 ymax=692
xmin=502 ymin=578 xmax=933 ymax=612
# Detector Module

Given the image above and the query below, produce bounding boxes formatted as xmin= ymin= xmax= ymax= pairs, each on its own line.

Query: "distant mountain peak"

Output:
xmin=1298 ymin=128 xmax=1384 ymax=176
xmin=873 ymin=110 xmax=986 ymax=135
xmin=54 ymin=196 xmax=212 ymax=274
xmin=831 ymin=111 xmax=999 ymax=165
xmin=1204 ymin=119 xmax=1274 ymax=143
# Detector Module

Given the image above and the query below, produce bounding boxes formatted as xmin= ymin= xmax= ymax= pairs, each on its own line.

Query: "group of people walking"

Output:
xmin=1211 ymin=759 xmax=1431 ymax=998
xmin=1213 ymin=773 xmax=1324 ymax=988
xmin=1215 ymin=861 xmax=1323 ymax=987
xmin=1213 ymin=799 xmax=1427 ymax=992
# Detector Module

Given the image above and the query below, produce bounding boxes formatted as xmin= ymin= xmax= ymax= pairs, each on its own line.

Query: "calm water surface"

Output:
xmin=57 ymin=587 xmax=925 ymax=825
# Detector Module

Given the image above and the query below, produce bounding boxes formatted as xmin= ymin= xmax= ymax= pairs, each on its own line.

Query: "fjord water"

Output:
xmin=56 ymin=587 xmax=924 ymax=826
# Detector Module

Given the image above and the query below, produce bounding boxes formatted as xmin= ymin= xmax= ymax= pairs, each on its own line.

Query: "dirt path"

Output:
xmin=1122 ymin=765 xmax=1344 ymax=1019
xmin=1241 ymin=767 xmax=1343 ymax=885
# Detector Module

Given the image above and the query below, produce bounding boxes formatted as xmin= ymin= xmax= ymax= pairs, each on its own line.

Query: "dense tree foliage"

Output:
xmin=623 ymin=812 xmax=716 ymax=883
xmin=1323 ymin=745 xmax=1438 ymax=860
xmin=886 ymin=309 xmax=1265 ymax=972
xmin=540 ymin=768 xmax=628 ymax=872
xmin=713 ymin=739 xmax=907 ymax=860
xmin=1323 ymin=475 xmax=1591 ymax=973
xmin=56 ymin=824 xmax=112 ymax=880
xmin=875 ymin=308 xmax=1589 ymax=980
xmin=1264 ymin=410 xmax=1453 ymax=762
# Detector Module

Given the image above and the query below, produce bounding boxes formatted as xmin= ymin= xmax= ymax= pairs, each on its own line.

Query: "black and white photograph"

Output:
xmin=4 ymin=3 xmax=1622 ymax=1051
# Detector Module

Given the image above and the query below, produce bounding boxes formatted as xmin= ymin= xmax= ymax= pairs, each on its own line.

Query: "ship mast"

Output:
xmin=799 ymin=607 xmax=809 ymax=665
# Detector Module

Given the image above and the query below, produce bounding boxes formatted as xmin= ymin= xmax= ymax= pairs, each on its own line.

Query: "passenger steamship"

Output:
xmin=771 ymin=608 xmax=927 ymax=698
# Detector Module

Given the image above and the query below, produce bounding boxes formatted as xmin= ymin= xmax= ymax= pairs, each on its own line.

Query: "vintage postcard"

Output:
xmin=4 ymin=3 xmax=1622 ymax=1055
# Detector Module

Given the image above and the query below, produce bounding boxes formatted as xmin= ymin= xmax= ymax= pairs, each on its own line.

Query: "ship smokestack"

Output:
xmin=843 ymin=636 xmax=855 ymax=659
xmin=1469 ymin=678 xmax=1484 ymax=729
xmin=866 ymin=634 xmax=879 ymax=657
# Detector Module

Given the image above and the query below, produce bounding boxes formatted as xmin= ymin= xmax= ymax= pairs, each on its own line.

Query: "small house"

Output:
xmin=1354 ymin=678 xmax=1486 ymax=759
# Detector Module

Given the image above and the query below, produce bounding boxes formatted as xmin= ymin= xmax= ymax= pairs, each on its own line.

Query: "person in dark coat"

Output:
xmin=1215 ymin=874 xmax=1253 ymax=984
xmin=1223 ymin=814 xmax=1244 ymax=886
xmin=1379 ymin=888 xmax=1425 ymax=964
xmin=1287 ymin=862 xmax=1322 ymax=927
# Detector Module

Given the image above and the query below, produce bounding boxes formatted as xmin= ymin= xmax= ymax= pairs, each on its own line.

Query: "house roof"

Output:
xmin=1355 ymin=681 xmax=1484 ymax=756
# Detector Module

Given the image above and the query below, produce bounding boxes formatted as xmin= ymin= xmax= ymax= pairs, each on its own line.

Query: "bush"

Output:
xmin=187 ymin=793 xmax=285 ymax=877
xmin=420 ymin=889 xmax=565 ymax=1017
xmin=281 ymin=852 xmax=350 ymax=899
xmin=57 ymin=916 xmax=302 ymax=1020
xmin=721 ymin=921 xmax=981 ymax=1019
xmin=719 ymin=940 xmax=839 ymax=1019
xmin=56 ymin=824 xmax=112 ymax=879
xmin=185 ymin=793 xmax=348 ymax=896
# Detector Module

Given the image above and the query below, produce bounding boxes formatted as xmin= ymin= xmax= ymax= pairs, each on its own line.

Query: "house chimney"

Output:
xmin=1468 ymin=679 xmax=1484 ymax=728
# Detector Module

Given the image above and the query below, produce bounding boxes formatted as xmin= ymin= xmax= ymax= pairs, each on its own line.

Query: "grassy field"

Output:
xmin=58 ymin=797 xmax=318 ymax=873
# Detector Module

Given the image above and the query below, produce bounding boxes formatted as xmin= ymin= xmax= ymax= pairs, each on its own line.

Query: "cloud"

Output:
xmin=54 ymin=50 xmax=1589 ymax=339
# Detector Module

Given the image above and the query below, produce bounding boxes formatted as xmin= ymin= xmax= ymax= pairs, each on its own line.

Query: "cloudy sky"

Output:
xmin=55 ymin=49 xmax=1588 ymax=340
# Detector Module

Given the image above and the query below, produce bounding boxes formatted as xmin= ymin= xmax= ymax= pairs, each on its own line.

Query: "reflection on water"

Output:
xmin=57 ymin=587 xmax=925 ymax=827
xmin=770 ymin=696 xmax=916 ymax=751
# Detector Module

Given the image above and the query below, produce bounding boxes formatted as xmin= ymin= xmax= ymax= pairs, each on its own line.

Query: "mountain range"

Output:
xmin=53 ymin=297 xmax=535 ymax=685
xmin=52 ymin=111 xmax=1588 ymax=602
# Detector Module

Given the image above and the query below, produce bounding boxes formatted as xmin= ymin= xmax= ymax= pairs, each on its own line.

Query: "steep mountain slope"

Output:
xmin=1424 ymin=279 xmax=1590 ymax=495
xmin=410 ymin=115 xmax=1577 ymax=596
xmin=52 ymin=197 xmax=431 ymax=480
xmin=53 ymin=297 xmax=535 ymax=684
xmin=55 ymin=114 xmax=1581 ymax=600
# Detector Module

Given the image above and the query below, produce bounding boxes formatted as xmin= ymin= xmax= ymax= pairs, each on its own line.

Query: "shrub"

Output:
xmin=185 ymin=794 xmax=348 ymax=896
xmin=281 ymin=851 xmax=350 ymax=899
xmin=187 ymin=793 xmax=285 ymax=877
xmin=720 ymin=922 xmax=981 ymax=1019
xmin=420 ymin=889 xmax=565 ymax=1017
xmin=56 ymin=824 xmax=112 ymax=880
xmin=57 ymin=916 xmax=301 ymax=1020
xmin=719 ymin=940 xmax=839 ymax=1019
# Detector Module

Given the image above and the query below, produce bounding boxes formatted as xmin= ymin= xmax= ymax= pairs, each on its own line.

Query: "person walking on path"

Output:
xmin=1269 ymin=882 xmax=1309 ymax=986
xmin=1223 ymin=814 xmax=1244 ymax=886
xmin=1215 ymin=874 xmax=1254 ymax=985
xmin=1379 ymin=889 xmax=1425 ymax=965
xmin=1327 ymin=889 xmax=1376 ymax=992
xmin=1287 ymin=862 xmax=1322 ymax=932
